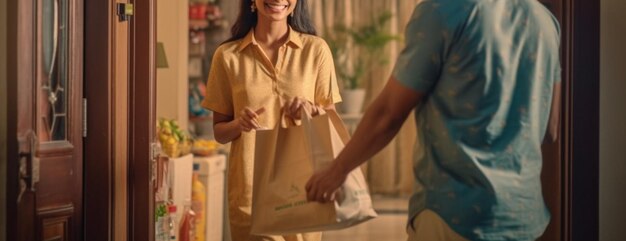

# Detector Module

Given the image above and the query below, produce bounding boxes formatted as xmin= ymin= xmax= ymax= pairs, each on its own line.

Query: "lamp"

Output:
xmin=156 ymin=42 xmax=169 ymax=68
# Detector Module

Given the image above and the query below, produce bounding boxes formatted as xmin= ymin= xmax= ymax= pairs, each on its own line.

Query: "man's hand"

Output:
xmin=305 ymin=163 xmax=349 ymax=203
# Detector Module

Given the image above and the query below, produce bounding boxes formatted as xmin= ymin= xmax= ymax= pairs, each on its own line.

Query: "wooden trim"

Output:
xmin=68 ymin=0 xmax=85 ymax=238
xmin=561 ymin=0 xmax=573 ymax=240
xmin=12 ymin=0 xmax=38 ymax=240
xmin=128 ymin=0 xmax=157 ymax=240
xmin=113 ymin=1 xmax=129 ymax=241
xmin=84 ymin=0 xmax=114 ymax=240
xmin=567 ymin=0 xmax=600 ymax=240
xmin=5 ymin=0 xmax=19 ymax=240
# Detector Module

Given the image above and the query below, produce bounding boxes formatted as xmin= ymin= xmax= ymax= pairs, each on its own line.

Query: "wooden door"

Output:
xmin=10 ymin=0 xmax=84 ymax=240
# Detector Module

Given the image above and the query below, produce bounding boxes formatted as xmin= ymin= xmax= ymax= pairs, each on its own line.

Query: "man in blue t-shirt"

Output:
xmin=306 ymin=0 xmax=561 ymax=240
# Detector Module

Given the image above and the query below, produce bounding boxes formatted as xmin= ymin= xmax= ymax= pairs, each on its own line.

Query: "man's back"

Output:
xmin=392 ymin=0 xmax=561 ymax=240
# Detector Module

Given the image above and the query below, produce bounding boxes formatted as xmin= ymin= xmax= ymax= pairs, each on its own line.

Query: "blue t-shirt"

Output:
xmin=392 ymin=0 xmax=561 ymax=240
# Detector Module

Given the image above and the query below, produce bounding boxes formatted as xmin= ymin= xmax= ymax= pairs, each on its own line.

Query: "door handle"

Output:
xmin=17 ymin=130 xmax=40 ymax=202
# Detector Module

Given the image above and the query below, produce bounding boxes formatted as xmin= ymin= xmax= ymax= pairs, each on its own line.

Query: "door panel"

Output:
xmin=39 ymin=205 xmax=74 ymax=241
xmin=13 ymin=0 xmax=84 ymax=240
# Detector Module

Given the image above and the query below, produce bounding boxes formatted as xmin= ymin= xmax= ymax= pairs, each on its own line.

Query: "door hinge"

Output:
xmin=117 ymin=3 xmax=134 ymax=22
xmin=150 ymin=142 xmax=161 ymax=183
xmin=82 ymin=98 xmax=87 ymax=137
xmin=151 ymin=142 xmax=161 ymax=160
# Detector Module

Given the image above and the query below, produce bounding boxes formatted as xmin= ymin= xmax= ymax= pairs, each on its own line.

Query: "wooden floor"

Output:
xmin=322 ymin=196 xmax=409 ymax=241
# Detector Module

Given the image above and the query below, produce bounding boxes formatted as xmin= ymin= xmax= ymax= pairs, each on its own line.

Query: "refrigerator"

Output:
xmin=194 ymin=154 xmax=226 ymax=241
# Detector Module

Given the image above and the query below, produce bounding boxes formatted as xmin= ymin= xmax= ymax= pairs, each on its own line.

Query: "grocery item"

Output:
xmin=158 ymin=118 xmax=192 ymax=158
xmin=179 ymin=200 xmax=196 ymax=241
xmin=191 ymin=164 xmax=206 ymax=241
xmin=155 ymin=203 xmax=168 ymax=241
xmin=191 ymin=139 xmax=220 ymax=157
xmin=168 ymin=205 xmax=178 ymax=241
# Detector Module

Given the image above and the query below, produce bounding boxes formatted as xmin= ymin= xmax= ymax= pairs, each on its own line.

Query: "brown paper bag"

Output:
xmin=251 ymin=110 xmax=377 ymax=235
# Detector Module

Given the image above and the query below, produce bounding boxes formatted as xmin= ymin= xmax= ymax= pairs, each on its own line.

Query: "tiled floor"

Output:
xmin=322 ymin=196 xmax=410 ymax=241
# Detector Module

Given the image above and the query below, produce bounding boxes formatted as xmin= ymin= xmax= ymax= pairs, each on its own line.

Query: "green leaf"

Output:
xmin=322 ymin=11 xmax=400 ymax=89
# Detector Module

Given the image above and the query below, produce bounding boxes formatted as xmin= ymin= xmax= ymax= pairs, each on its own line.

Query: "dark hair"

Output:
xmin=225 ymin=0 xmax=317 ymax=43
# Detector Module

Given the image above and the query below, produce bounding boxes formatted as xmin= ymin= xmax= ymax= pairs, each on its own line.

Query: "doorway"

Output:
xmin=4 ymin=0 xmax=156 ymax=240
xmin=3 ymin=0 xmax=600 ymax=240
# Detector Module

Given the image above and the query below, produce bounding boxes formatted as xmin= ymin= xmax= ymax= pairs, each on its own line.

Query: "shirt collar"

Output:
xmin=237 ymin=26 xmax=303 ymax=51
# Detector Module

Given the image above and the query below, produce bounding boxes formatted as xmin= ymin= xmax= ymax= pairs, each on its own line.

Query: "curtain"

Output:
xmin=308 ymin=0 xmax=422 ymax=195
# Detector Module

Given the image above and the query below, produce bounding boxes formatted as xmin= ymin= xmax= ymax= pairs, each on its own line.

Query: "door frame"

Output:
xmin=5 ymin=0 xmax=599 ymax=240
xmin=537 ymin=0 xmax=600 ymax=240
xmin=564 ymin=0 xmax=600 ymax=240
xmin=127 ymin=0 xmax=157 ymax=240
xmin=83 ymin=0 xmax=156 ymax=241
xmin=83 ymin=0 xmax=116 ymax=240
xmin=493 ymin=0 xmax=600 ymax=240
xmin=5 ymin=0 xmax=19 ymax=240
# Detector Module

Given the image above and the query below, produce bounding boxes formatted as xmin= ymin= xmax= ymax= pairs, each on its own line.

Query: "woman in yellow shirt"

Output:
xmin=201 ymin=0 xmax=341 ymax=240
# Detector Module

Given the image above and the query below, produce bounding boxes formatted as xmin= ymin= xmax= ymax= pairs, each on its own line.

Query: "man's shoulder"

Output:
xmin=419 ymin=0 xmax=478 ymax=9
xmin=414 ymin=0 xmax=479 ymax=20
xmin=411 ymin=0 xmax=477 ymax=30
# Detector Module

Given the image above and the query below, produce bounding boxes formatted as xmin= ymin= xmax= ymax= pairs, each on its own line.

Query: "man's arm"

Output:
xmin=306 ymin=77 xmax=425 ymax=202
xmin=544 ymin=82 xmax=561 ymax=144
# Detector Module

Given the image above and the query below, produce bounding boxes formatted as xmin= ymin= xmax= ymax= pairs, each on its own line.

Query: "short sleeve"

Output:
xmin=551 ymin=15 xmax=562 ymax=85
xmin=314 ymin=41 xmax=342 ymax=106
xmin=553 ymin=22 xmax=562 ymax=85
xmin=392 ymin=2 xmax=446 ymax=93
xmin=201 ymin=47 xmax=234 ymax=116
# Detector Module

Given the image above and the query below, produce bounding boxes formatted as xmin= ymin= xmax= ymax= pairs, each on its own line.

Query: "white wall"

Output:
xmin=600 ymin=1 xmax=626 ymax=241
xmin=0 ymin=0 xmax=8 ymax=237
xmin=156 ymin=0 xmax=189 ymax=130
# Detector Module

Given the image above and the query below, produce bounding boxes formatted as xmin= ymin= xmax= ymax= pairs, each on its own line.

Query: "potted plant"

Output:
xmin=325 ymin=11 xmax=400 ymax=114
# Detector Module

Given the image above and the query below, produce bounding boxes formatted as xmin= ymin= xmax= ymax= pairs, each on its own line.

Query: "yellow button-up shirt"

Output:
xmin=201 ymin=28 xmax=341 ymax=237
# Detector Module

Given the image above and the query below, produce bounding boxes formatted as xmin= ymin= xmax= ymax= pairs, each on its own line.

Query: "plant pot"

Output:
xmin=341 ymin=89 xmax=366 ymax=114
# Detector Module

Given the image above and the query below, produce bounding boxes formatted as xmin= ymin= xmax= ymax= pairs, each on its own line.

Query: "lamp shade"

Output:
xmin=156 ymin=42 xmax=169 ymax=68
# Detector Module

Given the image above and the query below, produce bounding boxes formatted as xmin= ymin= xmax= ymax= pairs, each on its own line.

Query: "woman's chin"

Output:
xmin=259 ymin=13 xmax=289 ymax=22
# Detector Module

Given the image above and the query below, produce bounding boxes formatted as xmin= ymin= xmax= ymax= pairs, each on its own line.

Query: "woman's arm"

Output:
xmin=213 ymin=107 xmax=265 ymax=144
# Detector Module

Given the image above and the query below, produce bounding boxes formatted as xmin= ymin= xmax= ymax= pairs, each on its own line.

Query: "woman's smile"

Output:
xmin=264 ymin=2 xmax=289 ymax=13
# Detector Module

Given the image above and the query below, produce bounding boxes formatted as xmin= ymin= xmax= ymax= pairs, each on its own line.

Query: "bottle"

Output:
xmin=168 ymin=204 xmax=178 ymax=241
xmin=155 ymin=203 xmax=168 ymax=241
xmin=191 ymin=163 xmax=206 ymax=241
xmin=179 ymin=200 xmax=196 ymax=241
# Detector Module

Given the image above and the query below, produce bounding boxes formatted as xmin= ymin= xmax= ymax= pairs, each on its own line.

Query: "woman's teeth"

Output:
xmin=265 ymin=3 xmax=288 ymax=11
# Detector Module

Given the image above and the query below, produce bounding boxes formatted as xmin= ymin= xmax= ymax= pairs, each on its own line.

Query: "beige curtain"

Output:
xmin=309 ymin=0 xmax=422 ymax=195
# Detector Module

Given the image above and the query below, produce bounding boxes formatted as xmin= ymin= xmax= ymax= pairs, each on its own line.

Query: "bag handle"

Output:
xmin=320 ymin=109 xmax=350 ymax=145
xmin=280 ymin=102 xmax=326 ymax=128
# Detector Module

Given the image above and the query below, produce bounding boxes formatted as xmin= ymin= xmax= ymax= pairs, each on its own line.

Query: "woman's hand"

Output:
xmin=213 ymin=107 xmax=265 ymax=144
xmin=283 ymin=97 xmax=319 ymax=120
xmin=237 ymin=107 xmax=266 ymax=132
